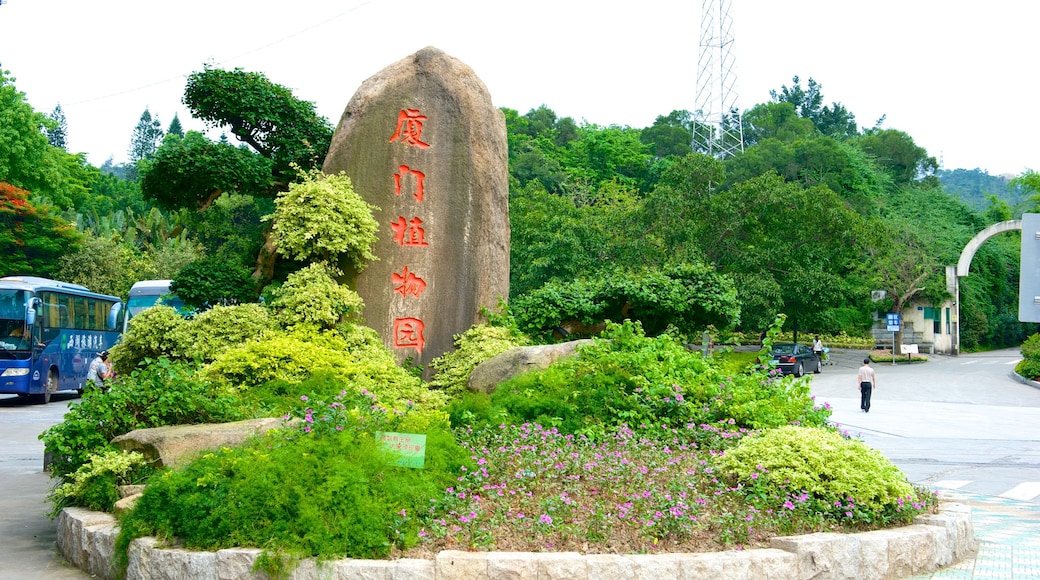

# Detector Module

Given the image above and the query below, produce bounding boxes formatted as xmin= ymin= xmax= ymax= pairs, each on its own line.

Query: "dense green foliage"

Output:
xmin=171 ymin=256 xmax=258 ymax=309
xmin=509 ymin=263 xmax=741 ymax=339
xmin=1015 ymin=333 xmax=1040 ymax=380
xmin=116 ymin=398 xmax=471 ymax=567
xmin=266 ymin=170 xmax=378 ymax=268
xmin=48 ymin=450 xmax=153 ymax=516
xmin=267 ymin=263 xmax=364 ymax=331
xmin=39 ymin=359 xmax=244 ymax=478
xmin=451 ymin=321 xmax=830 ymax=436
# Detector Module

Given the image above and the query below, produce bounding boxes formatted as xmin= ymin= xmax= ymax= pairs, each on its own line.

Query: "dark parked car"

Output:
xmin=770 ymin=343 xmax=822 ymax=377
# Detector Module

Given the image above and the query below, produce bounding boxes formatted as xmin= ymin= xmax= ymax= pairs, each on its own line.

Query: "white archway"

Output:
xmin=949 ymin=219 xmax=1023 ymax=354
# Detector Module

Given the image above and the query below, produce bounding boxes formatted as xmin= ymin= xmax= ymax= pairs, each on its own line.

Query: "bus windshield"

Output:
xmin=0 ymin=289 xmax=30 ymax=356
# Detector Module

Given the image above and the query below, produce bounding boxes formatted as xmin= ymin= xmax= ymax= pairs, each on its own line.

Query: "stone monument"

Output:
xmin=323 ymin=47 xmax=509 ymax=374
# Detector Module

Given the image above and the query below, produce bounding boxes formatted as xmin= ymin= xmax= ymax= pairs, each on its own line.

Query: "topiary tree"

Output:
xmin=265 ymin=169 xmax=379 ymax=272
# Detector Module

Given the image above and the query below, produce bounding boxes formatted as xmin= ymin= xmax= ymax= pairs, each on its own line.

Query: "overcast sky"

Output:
xmin=0 ymin=0 xmax=1035 ymax=177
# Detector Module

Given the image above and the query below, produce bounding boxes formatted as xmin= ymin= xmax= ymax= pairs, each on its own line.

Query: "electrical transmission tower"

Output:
xmin=692 ymin=0 xmax=744 ymax=158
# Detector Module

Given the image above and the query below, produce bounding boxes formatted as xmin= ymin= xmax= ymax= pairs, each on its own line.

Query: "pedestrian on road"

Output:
xmin=857 ymin=358 xmax=876 ymax=412
xmin=812 ymin=335 xmax=825 ymax=363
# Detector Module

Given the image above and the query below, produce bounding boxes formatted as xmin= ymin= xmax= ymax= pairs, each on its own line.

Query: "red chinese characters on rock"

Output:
xmin=389 ymin=108 xmax=433 ymax=356
xmin=388 ymin=108 xmax=430 ymax=149
xmin=393 ymin=317 xmax=425 ymax=354
xmin=392 ymin=266 xmax=427 ymax=299
xmin=390 ymin=216 xmax=429 ymax=247
xmin=393 ymin=165 xmax=426 ymax=203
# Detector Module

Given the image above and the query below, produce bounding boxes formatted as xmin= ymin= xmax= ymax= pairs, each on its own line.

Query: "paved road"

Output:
xmin=810 ymin=347 xmax=1040 ymax=504
xmin=0 ymin=393 xmax=90 ymax=579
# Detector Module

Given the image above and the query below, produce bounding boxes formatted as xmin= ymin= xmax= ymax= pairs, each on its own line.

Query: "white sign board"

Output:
xmin=901 ymin=344 xmax=919 ymax=354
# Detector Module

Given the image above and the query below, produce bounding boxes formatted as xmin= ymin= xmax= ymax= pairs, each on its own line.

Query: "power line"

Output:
xmin=65 ymin=0 xmax=376 ymax=108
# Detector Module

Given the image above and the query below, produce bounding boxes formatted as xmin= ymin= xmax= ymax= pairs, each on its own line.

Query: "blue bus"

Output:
xmin=123 ymin=279 xmax=187 ymax=332
xmin=0 ymin=276 xmax=123 ymax=404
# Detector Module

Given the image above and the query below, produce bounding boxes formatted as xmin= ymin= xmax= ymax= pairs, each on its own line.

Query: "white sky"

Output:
xmin=0 ymin=0 xmax=1036 ymax=177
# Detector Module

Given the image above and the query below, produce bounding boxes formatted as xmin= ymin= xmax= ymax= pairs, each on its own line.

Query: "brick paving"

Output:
xmin=912 ymin=489 xmax=1040 ymax=579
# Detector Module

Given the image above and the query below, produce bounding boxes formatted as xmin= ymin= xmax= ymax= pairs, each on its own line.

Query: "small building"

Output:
xmin=872 ymin=296 xmax=957 ymax=355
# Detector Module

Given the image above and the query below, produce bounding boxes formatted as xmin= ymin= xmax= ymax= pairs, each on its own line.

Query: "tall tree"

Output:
xmin=856 ymin=128 xmax=938 ymax=187
xmin=127 ymin=108 xmax=164 ymax=182
xmin=0 ymin=67 xmax=51 ymax=193
xmin=167 ymin=113 xmax=184 ymax=138
xmin=46 ymin=104 xmax=68 ymax=150
xmin=0 ymin=182 xmax=83 ymax=277
xmin=770 ymin=76 xmax=858 ymax=139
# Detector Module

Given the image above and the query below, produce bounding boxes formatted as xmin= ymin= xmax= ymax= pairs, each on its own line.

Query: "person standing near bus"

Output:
xmin=87 ymin=350 xmax=111 ymax=392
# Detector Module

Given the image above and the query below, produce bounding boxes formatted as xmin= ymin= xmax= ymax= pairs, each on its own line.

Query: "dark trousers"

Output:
xmin=860 ymin=382 xmax=872 ymax=411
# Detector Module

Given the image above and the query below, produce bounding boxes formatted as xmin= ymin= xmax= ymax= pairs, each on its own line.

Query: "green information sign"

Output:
xmin=376 ymin=431 xmax=426 ymax=468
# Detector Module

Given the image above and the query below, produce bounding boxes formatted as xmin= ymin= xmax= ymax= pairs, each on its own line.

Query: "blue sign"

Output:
xmin=886 ymin=313 xmax=901 ymax=332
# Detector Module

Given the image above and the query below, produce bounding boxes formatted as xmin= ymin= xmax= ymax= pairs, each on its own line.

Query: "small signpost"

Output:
xmin=376 ymin=432 xmax=427 ymax=469
xmin=886 ymin=313 xmax=901 ymax=365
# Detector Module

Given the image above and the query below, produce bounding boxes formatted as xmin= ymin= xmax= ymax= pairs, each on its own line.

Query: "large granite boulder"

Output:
xmin=467 ymin=340 xmax=592 ymax=395
xmin=323 ymin=46 xmax=510 ymax=378
xmin=110 ymin=418 xmax=283 ymax=469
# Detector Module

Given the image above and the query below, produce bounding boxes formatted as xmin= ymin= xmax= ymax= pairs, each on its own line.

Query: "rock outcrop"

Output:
xmin=110 ymin=418 xmax=283 ymax=469
xmin=467 ymin=340 xmax=592 ymax=395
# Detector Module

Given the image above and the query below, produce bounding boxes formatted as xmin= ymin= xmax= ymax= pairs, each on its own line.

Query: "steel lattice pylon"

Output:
xmin=692 ymin=0 xmax=744 ymax=158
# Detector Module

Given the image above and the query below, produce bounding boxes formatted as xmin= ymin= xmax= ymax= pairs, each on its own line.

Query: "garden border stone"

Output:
xmin=56 ymin=501 xmax=976 ymax=580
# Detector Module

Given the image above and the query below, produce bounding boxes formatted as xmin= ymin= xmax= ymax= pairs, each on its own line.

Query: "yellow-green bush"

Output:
xmin=110 ymin=306 xmax=188 ymax=373
xmin=205 ymin=325 xmax=445 ymax=412
xmin=715 ymin=426 xmax=915 ymax=510
xmin=172 ymin=303 xmax=274 ymax=362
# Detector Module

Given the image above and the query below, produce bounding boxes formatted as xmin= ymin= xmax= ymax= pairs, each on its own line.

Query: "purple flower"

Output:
xmin=540 ymin=514 xmax=553 ymax=525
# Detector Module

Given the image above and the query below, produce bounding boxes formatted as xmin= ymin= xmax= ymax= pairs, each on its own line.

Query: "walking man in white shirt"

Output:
xmin=857 ymin=358 xmax=876 ymax=412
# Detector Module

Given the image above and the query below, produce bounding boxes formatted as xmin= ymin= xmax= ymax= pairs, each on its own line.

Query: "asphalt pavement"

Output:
xmin=810 ymin=347 xmax=1040 ymax=578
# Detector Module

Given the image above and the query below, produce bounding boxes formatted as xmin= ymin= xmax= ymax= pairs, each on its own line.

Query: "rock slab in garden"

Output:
xmin=323 ymin=46 xmax=509 ymax=377
xmin=111 ymin=418 xmax=283 ymax=468
xmin=467 ymin=340 xmax=592 ymax=394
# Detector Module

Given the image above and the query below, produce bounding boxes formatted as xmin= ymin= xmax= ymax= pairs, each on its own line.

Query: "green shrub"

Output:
xmin=427 ymin=324 xmax=531 ymax=398
xmin=39 ymin=359 xmax=245 ymax=479
xmin=48 ymin=450 xmax=153 ymax=517
xmin=171 ymin=256 xmax=258 ymax=309
xmin=172 ymin=303 xmax=274 ymax=362
xmin=115 ymin=398 xmax=471 ymax=571
xmin=268 ymin=263 xmax=363 ymax=331
xmin=1018 ymin=333 xmax=1040 ymax=379
xmin=1015 ymin=356 xmax=1040 ymax=381
xmin=110 ymin=306 xmax=188 ymax=374
xmin=715 ymin=426 xmax=921 ymax=512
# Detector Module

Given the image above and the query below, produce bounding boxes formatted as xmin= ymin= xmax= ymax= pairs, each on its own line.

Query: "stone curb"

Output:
xmin=1010 ymin=369 xmax=1040 ymax=391
xmin=56 ymin=502 xmax=976 ymax=580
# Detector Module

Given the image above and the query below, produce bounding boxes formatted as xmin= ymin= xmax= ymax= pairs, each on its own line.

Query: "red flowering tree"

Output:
xmin=0 ymin=182 xmax=82 ymax=277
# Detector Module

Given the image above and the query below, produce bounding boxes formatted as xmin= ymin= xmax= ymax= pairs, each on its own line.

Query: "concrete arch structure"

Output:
xmin=956 ymin=220 xmax=1022 ymax=277
xmin=948 ymin=219 xmax=1023 ymax=355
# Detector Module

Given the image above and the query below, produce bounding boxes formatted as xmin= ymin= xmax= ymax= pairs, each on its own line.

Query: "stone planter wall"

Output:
xmin=56 ymin=502 xmax=976 ymax=580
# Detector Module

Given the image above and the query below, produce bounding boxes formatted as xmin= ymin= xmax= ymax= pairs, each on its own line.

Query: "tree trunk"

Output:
xmin=252 ymin=226 xmax=277 ymax=283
